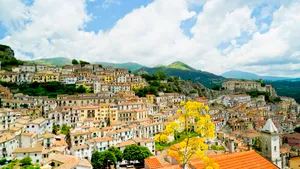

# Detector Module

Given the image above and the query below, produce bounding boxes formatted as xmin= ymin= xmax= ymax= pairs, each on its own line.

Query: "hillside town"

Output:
xmin=0 ymin=63 xmax=299 ymax=169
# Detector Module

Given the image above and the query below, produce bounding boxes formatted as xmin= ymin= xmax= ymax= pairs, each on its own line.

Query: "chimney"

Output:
xmin=229 ymin=137 xmax=235 ymax=153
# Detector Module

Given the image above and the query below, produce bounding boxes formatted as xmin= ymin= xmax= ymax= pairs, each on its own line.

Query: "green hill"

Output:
xmin=269 ymin=81 xmax=300 ymax=103
xmin=0 ymin=44 xmax=24 ymax=70
xmin=30 ymin=57 xmax=145 ymax=71
xmin=139 ymin=64 xmax=225 ymax=88
xmin=155 ymin=61 xmax=196 ymax=71
xmin=31 ymin=57 xmax=72 ymax=66
xmin=96 ymin=62 xmax=145 ymax=72
xmin=167 ymin=61 xmax=196 ymax=71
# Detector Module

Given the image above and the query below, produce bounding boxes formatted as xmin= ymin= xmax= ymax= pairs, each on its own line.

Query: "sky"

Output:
xmin=0 ymin=0 xmax=300 ymax=77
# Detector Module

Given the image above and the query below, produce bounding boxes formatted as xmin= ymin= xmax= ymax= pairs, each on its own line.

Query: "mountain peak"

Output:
xmin=167 ymin=61 xmax=195 ymax=71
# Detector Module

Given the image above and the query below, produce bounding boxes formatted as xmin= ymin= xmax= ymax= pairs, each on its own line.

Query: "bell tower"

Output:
xmin=261 ymin=119 xmax=282 ymax=168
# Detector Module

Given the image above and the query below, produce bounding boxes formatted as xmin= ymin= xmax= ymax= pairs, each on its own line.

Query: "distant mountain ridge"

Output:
xmin=30 ymin=57 xmax=72 ymax=66
xmin=222 ymin=70 xmax=292 ymax=81
xmin=30 ymin=58 xmax=225 ymax=88
xmin=96 ymin=62 xmax=145 ymax=72
xmin=30 ymin=57 xmax=145 ymax=71
xmin=140 ymin=61 xmax=225 ymax=88
xmin=155 ymin=61 xmax=196 ymax=71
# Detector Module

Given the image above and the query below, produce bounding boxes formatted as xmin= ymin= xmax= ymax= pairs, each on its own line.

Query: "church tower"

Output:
xmin=261 ymin=119 xmax=282 ymax=168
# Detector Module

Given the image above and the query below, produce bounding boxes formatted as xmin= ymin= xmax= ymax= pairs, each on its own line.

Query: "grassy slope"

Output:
xmin=139 ymin=67 xmax=225 ymax=88
xmin=96 ymin=62 xmax=145 ymax=71
xmin=270 ymin=81 xmax=300 ymax=103
xmin=30 ymin=57 xmax=72 ymax=66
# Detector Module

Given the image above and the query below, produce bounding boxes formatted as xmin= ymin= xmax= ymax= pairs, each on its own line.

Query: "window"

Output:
xmin=35 ymin=153 xmax=37 ymax=156
xmin=36 ymin=159 xmax=39 ymax=163
xmin=24 ymin=153 xmax=26 ymax=155
xmin=274 ymin=146 xmax=277 ymax=152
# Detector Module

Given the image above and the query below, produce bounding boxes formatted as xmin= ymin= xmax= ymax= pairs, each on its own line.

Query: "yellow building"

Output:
xmin=146 ymin=94 xmax=155 ymax=104
xmin=77 ymin=103 xmax=118 ymax=124
xmin=74 ymin=68 xmax=93 ymax=80
xmin=290 ymin=156 xmax=300 ymax=169
xmin=0 ymin=70 xmax=17 ymax=82
xmin=130 ymin=82 xmax=146 ymax=90
xmin=28 ymin=108 xmax=42 ymax=120
xmin=32 ymin=70 xmax=60 ymax=83
xmin=118 ymin=109 xmax=148 ymax=122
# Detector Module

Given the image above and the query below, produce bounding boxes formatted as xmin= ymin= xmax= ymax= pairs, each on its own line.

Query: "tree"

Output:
xmin=273 ymin=97 xmax=282 ymax=103
xmin=108 ymin=146 xmax=123 ymax=162
xmin=91 ymin=151 xmax=117 ymax=169
xmin=52 ymin=124 xmax=59 ymax=135
xmin=21 ymin=166 xmax=41 ymax=169
xmin=61 ymin=124 xmax=71 ymax=145
xmin=123 ymin=144 xmax=152 ymax=163
xmin=72 ymin=59 xmax=79 ymax=65
xmin=156 ymin=101 xmax=218 ymax=169
xmin=211 ymin=85 xmax=220 ymax=91
xmin=76 ymin=85 xmax=86 ymax=93
xmin=157 ymin=71 xmax=167 ymax=80
xmin=79 ymin=60 xmax=90 ymax=67
xmin=61 ymin=124 xmax=71 ymax=135
xmin=154 ymin=133 xmax=169 ymax=144
xmin=295 ymin=126 xmax=300 ymax=133
xmin=20 ymin=103 xmax=29 ymax=108
xmin=20 ymin=156 xmax=32 ymax=166
xmin=0 ymin=158 xmax=6 ymax=165
xmin=253 ymin=137 xmax=262 ymax=152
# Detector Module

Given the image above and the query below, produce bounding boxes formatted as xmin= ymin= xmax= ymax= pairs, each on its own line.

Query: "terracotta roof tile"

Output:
xmin=145 ymin=158 xmax=163 ymax=169
xmin=190 ymin=150 xmax=279 ymax=169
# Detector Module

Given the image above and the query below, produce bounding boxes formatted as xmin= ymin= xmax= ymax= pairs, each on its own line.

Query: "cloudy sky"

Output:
xmin=0 ymin=0 xmax=299 ymax=77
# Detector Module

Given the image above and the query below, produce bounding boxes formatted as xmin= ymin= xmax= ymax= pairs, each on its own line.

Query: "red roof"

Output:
xmin=190 ymin=150 xmax=279 ymax=169
xmin=145 ymin=151 xmax=278 ymax=169
xmin=145 ymin=158 xmax=163 ymax=169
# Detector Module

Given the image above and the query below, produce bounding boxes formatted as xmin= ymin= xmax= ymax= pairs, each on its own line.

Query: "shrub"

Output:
xmin=20 ymin=156 xmax=32 ymax=166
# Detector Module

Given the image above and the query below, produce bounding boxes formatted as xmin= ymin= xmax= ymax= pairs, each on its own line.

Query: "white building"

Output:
xmin=139 ymin=122 xmax=163 ymax=138
xmin=86 ymin=136 xmax=114 ymax=153
xmin=19 ymin=132 xmax=38 ymax=148
xmin=261 ymin=119 xmax=282 ymax=168
xmin=116 ymin=76 xmax=127 ymax=83
xmin=93 ymin=81 xmax=101 ymax=93
xmin=25 ymin=118 xmax=53 ymax=138
xmin=133 ymin=138 xmax=155 ymax=154
xmin=20 ymin=64 xmax=36 ymax=73
xmin=70 ymin=144 xmax=91 ymax=160
xmin=16 ymin=73 xmax=34 ymax=83
xmin=107 ymin=128 xmax=133 ymax=144
xmin=13 ymin=146 xmax=43 ymax=164
xmin=0 ymin=134 xmax=19 ymax=160
xmin=0 ymin=110 xmax=17 ymax=131
xmin=42 ymin=154 xmax=92 ymax=169
xmin=62 ymin=77 xmax=77 ymax=84
xmin=109 ymin=84 xmax=131 ymax=93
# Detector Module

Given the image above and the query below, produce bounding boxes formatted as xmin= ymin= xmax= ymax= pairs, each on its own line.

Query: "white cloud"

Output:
xmin=101 ymin=0 xmax=120 ymax=9
xmin=0 ymin=0 xmax=30 ymax=32
xmin=0 ymin=0 xmax=299 ymax=77
xmin=191 ymin=0 xmax=257 ymax=46
xmin=224 ymin=1 xmax=300 ymax=76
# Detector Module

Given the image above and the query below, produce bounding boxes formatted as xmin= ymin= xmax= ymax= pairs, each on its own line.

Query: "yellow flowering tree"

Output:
xmin=157 ymin=101 xmax=218 ymax=169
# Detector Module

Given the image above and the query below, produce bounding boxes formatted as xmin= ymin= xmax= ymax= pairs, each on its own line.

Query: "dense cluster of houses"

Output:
xmin=146 ymin=80 xmax=300 ymax=169
xmin=222 ymin=79 xmax=278 ymax=97
xmin=0 ymin=63 xmax=300 ymax=168
xmin=0 ymin=63 xmax=147 ymax=93
xmin=0 ymin=78 xmax=186 ymax=168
